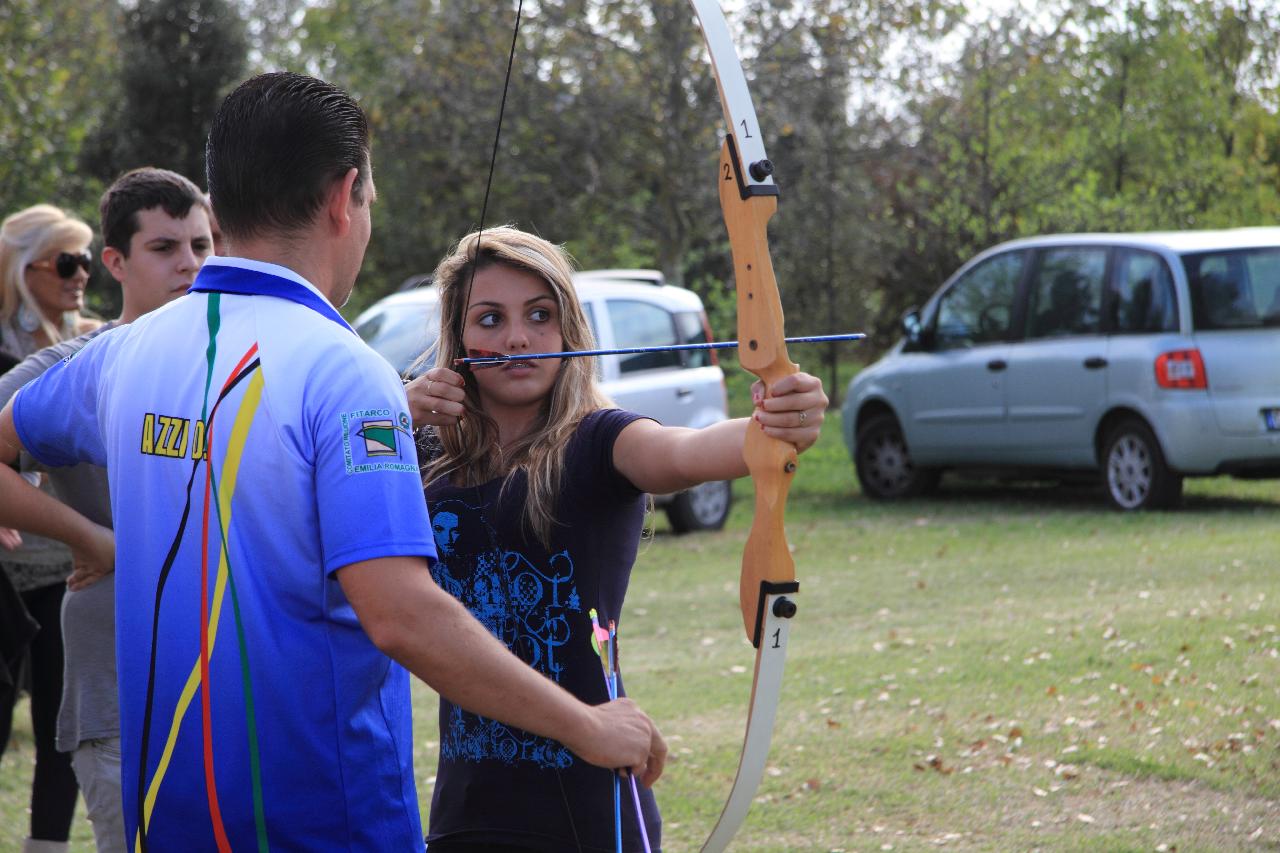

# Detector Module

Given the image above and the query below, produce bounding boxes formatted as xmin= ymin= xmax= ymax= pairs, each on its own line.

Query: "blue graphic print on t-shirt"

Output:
xmin=429 ymin=497 xmax=579 ymax=769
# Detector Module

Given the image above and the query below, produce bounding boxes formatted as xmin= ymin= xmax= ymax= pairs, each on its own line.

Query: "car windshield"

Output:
xmin=354 ymin=299 xmax=439 ymax=375
xmin=1181 ymin=247 xmax=1280 ymax=330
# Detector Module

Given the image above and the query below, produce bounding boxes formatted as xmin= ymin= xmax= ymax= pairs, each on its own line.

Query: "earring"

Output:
xmin=17 ymin=303 xmax=40 ymax=333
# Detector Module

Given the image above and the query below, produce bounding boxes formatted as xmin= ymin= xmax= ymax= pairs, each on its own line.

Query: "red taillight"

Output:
xmin=1154 ymin=349 xmax=1208 ymax=389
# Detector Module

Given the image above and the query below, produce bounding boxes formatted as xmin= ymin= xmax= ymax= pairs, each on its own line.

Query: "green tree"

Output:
xmin=81 ymin=0 xmax=248 ymax=187
xmin=0 ymin=0 xmax=117 ymax=216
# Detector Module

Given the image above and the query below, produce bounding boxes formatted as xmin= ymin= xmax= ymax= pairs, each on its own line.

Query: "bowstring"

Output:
xmin=460 ymin=0 xmax=525 ymax=336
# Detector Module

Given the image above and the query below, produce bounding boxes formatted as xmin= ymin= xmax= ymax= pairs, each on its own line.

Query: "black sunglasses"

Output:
xmin=29 ymin=250 xmax=93 ymax=279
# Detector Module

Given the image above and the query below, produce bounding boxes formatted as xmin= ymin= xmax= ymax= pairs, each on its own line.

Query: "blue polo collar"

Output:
xmin=189 ymin=256 xmax=354 ymax=333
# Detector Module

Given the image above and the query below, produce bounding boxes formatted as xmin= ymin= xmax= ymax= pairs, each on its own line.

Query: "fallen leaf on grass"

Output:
xmin=912 ymin=754 xmax=953 ymax=774
xmin=1076 ymin=813 xmax=1095 ymax=824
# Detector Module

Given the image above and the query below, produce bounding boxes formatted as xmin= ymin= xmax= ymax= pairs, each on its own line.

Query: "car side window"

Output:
xmin=933 ymin=251 xmax=1024 ymax=349
xmin=1025 ymin=247 xmax=1107 ymax=338
xmin=607 ymin=299 xmax=682 ymax=373
xmin=1183 ymin=248 xmax=1280 ymax=329
xmin=1109 ymin=250 xmax=1177 ymax=333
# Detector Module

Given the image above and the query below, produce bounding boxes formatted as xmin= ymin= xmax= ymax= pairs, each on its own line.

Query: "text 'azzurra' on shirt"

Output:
xmin=140 ymin=413 xmax=209 ymax=460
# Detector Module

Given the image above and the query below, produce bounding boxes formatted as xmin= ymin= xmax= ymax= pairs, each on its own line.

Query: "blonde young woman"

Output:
xmin=0 ymin=204 xmax=102 ymax=358
xmin=406 ymin=227 xmax=827 ymax=852
xmin=0 ymin=204 xmax=103 ymax=853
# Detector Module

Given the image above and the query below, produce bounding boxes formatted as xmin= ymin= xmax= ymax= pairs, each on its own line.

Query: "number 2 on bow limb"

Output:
xmin=691 ymin=1 xmax=800 ymax=851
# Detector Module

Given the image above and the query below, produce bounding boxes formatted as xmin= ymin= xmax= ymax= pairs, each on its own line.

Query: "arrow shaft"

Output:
xmin=456 ymin=333 xmax=863 ymax=366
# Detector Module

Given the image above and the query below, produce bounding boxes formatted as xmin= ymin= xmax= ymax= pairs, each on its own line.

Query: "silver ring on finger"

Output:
xmin=426 ymin=380 xmax=434 ymax=397
xmin=799 ymin=410 xmax=807 ymax=425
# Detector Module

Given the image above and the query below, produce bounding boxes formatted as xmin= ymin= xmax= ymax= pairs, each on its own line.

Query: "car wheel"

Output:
xmin=666 ymin=479 xmax=732 ymax=533
xmin=1102 ymin=419 xmax=1183 ymax=510
xmin=855 ymin=414 xmax=939 ymax=499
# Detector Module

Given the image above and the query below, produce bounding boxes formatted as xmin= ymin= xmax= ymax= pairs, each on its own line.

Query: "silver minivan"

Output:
xmin=843 ymin=229 xmax=1280 ymax=509
xmin=354 ymin=269 xmax=733 ymax=530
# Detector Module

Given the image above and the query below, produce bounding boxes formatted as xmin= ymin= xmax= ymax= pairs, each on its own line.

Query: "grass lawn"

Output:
xmin=3 ymin=407 xmax=1278 ymax=851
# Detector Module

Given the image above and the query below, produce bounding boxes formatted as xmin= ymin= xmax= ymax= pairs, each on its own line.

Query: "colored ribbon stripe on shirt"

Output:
xmin=135 ymin=339 xmax=266 ymax=851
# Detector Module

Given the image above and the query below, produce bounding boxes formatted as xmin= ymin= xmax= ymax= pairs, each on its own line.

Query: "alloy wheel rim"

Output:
xmin=1108 ymin=435 xmax=1151 ymax=509
xmin=863 ymin=432 xmax=912 ymax=493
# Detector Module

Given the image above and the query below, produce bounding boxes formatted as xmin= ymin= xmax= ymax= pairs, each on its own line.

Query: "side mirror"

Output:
xmin=901 ymin=309 xmax=923 ymax=347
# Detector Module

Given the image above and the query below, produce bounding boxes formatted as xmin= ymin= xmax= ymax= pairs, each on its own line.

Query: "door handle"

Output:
xmin=1083 ymin=356 xmax=1108 ymax=369
xmin=986 ymin=359 xmax=1007 ymax=372
xmin=675 ymin=387 xmax=693 ymax=399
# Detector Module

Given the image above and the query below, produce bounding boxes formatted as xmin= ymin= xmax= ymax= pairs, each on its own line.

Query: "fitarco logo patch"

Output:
xmin=340 ymin=408 xmax=416 ymax=474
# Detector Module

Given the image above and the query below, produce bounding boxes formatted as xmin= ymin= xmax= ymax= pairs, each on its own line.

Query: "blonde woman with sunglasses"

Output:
xmin=407 ymin=227 xmax=827 ymax=852
xmin=0 ymin=204 xmax=104 ymax=852
xmin=0 ymin=204 xmax=102 ymax=360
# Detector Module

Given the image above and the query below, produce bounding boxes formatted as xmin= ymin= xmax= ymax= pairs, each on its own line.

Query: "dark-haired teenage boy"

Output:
xmin=0 ymin=166 xmax=213 ymax=853
xmin=0 ymin=73 xmax=665 ymax=851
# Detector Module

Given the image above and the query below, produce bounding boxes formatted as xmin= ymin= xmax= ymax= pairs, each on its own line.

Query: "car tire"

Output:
xmin=855 ymin=414 xmax=939 ymax=499
xmin=666 ymin=479 xmax=732 ymax=533
xmin=1102 ymin=419 xmax=1183 ymax=510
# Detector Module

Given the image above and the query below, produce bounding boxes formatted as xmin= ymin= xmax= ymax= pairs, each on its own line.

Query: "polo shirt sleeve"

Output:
xmin=308 ymin=343 xmax=437 ymax=575
xmin=12 ymin=334 xmax=111 ymax=468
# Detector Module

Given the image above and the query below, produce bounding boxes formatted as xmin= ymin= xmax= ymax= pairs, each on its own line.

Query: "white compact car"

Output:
xmin=354 ymin=269 xmax=733 ymax=531
xmin=843 ymin=229 xmax=1280 ymax=510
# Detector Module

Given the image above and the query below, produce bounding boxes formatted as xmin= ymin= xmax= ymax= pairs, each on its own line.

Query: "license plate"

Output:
xmin=1265 ymin=408 xmax=1280 ymax=431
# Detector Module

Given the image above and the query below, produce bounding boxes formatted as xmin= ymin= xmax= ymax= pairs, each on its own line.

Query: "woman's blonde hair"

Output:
xmin=420 ymin=227 xmax=613 ymax=546
xmin=0 ymin=204 xmax=93 ymax=345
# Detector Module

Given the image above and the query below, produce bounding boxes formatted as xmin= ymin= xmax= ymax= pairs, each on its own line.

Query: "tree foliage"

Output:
xmin=6 ymin=0 xmax=1280 ymax=385
xmin=0 ymin=0 xmax=117 ymax=216
xmin=81 ymin=0 xmax=248 ymax=187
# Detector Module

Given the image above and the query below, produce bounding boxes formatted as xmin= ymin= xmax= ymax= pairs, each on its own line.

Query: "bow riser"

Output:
xmin=719 ymin=140 xmax=800 ymax=644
